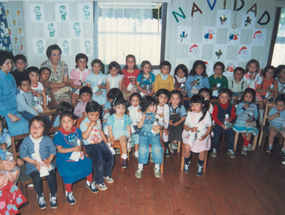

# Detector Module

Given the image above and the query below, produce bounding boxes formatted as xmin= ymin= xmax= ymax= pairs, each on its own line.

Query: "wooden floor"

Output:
xmin=19 ymin=138 xmax=285 ymax=215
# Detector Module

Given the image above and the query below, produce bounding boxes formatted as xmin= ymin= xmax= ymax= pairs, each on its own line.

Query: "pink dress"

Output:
xmin=182 ymin=111 xmax=212 ymax=153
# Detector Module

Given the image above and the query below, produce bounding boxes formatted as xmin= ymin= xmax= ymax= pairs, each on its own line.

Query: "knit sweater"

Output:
xmin=154 ymin=74 xmax=175 ymax=93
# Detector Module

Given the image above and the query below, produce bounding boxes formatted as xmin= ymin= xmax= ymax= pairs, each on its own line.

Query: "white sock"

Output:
xmin=134 ymin=151 xmax=138 ymax=156
xmin=138 ymin=163 xmax=143 ymax=169
xmin=86 ymin=180 xmax=90 ymax=186
xmin=154 ymin=164 xmax=160 ymax=169
xmin=259 ymin=110 xmax=264 ymax=124
xmin=121 ymin=153 xmax=128 ymax=159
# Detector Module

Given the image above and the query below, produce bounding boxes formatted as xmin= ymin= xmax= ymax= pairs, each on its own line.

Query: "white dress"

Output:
xmin=106 ymin=74 xmax=124 ymax=89
xmin=156 ymin=104 xmax=170 ymax=142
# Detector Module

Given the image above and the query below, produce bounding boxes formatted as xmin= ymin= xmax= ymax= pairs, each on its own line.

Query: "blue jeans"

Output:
xmin=84 ymin=141 xmax=114 ymax=184
xmin=20 ymin=111 xmax=51 ymax=124
xmin=139 ymin=133 xmax=163 ymax=164
xmin=213 ymin=124 xmax=234 ymax=150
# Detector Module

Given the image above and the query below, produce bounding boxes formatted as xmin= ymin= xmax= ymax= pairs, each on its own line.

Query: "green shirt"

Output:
xmin=209 ymin=74 xmax=228 ymax=91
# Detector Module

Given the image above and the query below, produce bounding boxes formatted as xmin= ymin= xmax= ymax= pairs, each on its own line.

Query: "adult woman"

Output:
xmin=0 ymin=51 xmax=29 ymax=136
xmin=40 ymin=44 xmax=71 ymax=104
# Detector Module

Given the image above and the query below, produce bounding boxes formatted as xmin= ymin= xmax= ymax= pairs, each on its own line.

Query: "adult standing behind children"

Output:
xmin=154 ymin=61 xmax=175 ymax=93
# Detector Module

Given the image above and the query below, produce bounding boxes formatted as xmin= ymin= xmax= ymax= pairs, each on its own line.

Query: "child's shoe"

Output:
xmin=86 ymin=181 xmax=99 ymax=193
xmin=135 ymin=168 xmax=143 ymax=179
xmin=169 ymin=144 xmax=174 ymax=154
xmin=165 ymin=148 xmax=170 ymax=157
xmin=282 ymin=149 xmax=285 ymax=158
xmin=115 ymin=148 xmax=120 ymax=155
xmin=247 ymin=144 xmax=253 ymax=151
xmin=153 ymin=166 xmax=161 ymax=178
xmin=122 ymin=158 xmax=128 ymax=168
xmin=65 ymin=191 xmax=76 ymax=205
xmin=134 ymin=151 xmax=139 ymax=159
xmin=227 ymin=149 xmax=235 ymax=159
xmin=37 ymin=194 xmax=47 ymax=209
xmin=172 ymin=141 xmax=178 ymax=149
xmin=149 ymin=153 xmax=153 ymax=163
xmin=196 ymin=164 xmax=203 ymax=177
xmin=211 ymin=148 xmax=217 ymax=157
xmin=266 ymin=145 xmax=273 ymax=153
xmin=103 ymin=176 xmax=114 ymax=184
xmin=183 ymin=161 xmax=190 ymax=173
xmin=49 ymin=193 xmax=58 ymax=209
xmin=241 ymin=145 xmax=247 ymax=156
xmin=96 ymin=183 xmax=108 ymax=191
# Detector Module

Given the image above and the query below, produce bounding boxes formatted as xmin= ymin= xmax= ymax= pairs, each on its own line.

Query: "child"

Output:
xmin=211 ymin=88 xmax=236 ymax=158
xmin=70 ymin=53 xmax=92 ymax=105
xmin=174 ymin=64 xmax=189 ymax=109
xmin=244 ymin=59 xmax=263 ymax=89
xmin=39 ymin=67 xmax=57 ymax=110
xmin=74 ymin=86 xmax=92 ymax=118
xmin=122 ymin=54 xmax=140 ymax=99
xmin=20 ymin=116 xmax=57 ymax=209
xmin=0 ymin=116 xmax=20 ymax=183
xmin=233 ymin=88 xmax=259 ymax=156
xmin=135 ymin=96 xmax=163 ymax=179
xmin=276 ymin=65 xmax=285 ymax=94
xmin=256 ymin=65 xmax=278 ymax=125
xmin=168 ymin=90 xmax=187 ymax=153
xmin=128 ymin=93 xmax=142 ymax=158
xmin=136 ymin=61 xmax=155 ymax=96
xmin=11 ymin=54 xmax=27 ymax=82
xmin=199 ymin=88 xmax=213 ymax=114
xmin=81 ymin=101 xmax=114 ymax=190
xmin=156 ymin=89 xmax=170 ymax=156
xmin=228 ymin=67 xmax=247 ymax=102
xmin=53 ymin=101 xmax=74 ymax=127
xmin=86 ymin=59 xmax=107 ymax=105
xmin=106 ymin=61 xmax=124 ymax=94
xmin=154 ymin=61 xmax=175 ymax=93
xmin=208 ymin=62 xmax=228 ymax=99
xmin=267 ymin=94 xmax=285 ymax=156
xmin=107 ymin=98 xmax=132 ymax=168
xmin=182 ymin=94 xmax=212 ymax=176
xmin=27 ymin=66 xmax=48 ymax=112
xmin=185 ymin=60 xmax=210 ymax=98
xmin=53 ymin=111 xmax=96 ymax=205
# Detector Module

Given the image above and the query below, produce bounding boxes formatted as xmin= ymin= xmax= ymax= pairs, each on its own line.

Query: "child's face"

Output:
xmin=29 ymin=71 xmax=39 ymax=85
xmin=77 ymin=58 xmax=87 ymax=71
xmin=195 ymin=65 xmax=204 ymax=76
xmin=15 ymin=59 xmax=27 ymax=72
xmin=147 ymin=104 xmax=157 ymax=113
xmin=200 ymin=92 xmax=210 ymax=101
xmin=60 ymin=116 xmax=75 ymax=132
xmin=19 ymin=80 xmax=31 ymax=93
xmin=158 ymin=94 xmax=168 ymax=105
xmin=278 ymin=69 xmax=285 ymax=80
xmin=114 ymin=104 xmax=126 ymax=116
xmin=234 ymin=70 xmax=244 ymax=81
xmin=80 ymin=92 xmax=91 ymax=103
xmin=30 ymin=120 xmax=44 ymax=139
xmin=0 ymin=59 xmax=13 ymax=74
xmin=87 ymin=111 xmax=100 ymax=122
xmin=214 ymin=65 xmax=223 ymax=77
xmin=109 ymin=67 xmax=119 ymax=77
xmin=276 ymin=101 xmax=285 ymax=112
xmin=176 ymin=69 xmax=185 ymax=79
xmin=170 ymin=94 xmax=181 ymax=106
xmin=141 ymin=64 xmax=151 ymax=74
xmin=191 ymin=103 xmax=202 ymax=113
xmin=265 ymin=69 xmax=274 ymax=79
xmin=130 ymin=96 xmax=140 ymax=107
xmin=160 ymin=65 xmax=170 ymax=76
xmin=92 ymin=63 xmax=101 ymax=74
xmin=248 ymin=63 xmax=257 ymax=74
xmin=219 ymin=93 xmax=230 ymax=105
xmin=244 ymin=92 xmax=253 ymax=103
xmin=126 ymin=57 xmax=135 ymax=69
xmin=40 ymin=69 xmax=50 ymax=81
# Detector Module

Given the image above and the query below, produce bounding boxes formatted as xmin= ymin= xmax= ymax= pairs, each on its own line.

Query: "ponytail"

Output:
xmin=189 ymin=94 xmax=208 ymax=122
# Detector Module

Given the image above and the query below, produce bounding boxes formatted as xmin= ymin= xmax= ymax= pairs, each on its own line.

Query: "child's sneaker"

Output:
xmin=149 ymin=153 xmax=153 ymax=163
xmin=172 ymin=141 xmax=178 ymax=149
xmin=211 ymin=148 xmax=217 ymax=157
xmin=122 ymin=158 xmax=128 ymax=168
xmin=247 ymin=143 xmax=253 ymax=151
xmin=266 ymin=145 xmax=273 ymax=153
xmin=37 ymin=194 xmax=47 ymax=209
xmin=241 ymin=145 xmax=247 ymax=156
xmin=103 ymin=176 xmax=114 ymax=184
xmin=165 ymin=148 xmax=170 ymax=157
xmin=196 ymin=164 xmax=203 ymax=177
xmin=134 ymin=151 xmax=139 ymax=159
xmin=115 ymin=148 xmax=120 ymax=154
xmin=65 ymin=191 xmax=76 ymax=205
xmin=227 ymin=149 xmax=235 ymax=159
xmin=86 ymin=181 xmax=99 ymax=193
xmin=96 ymin=183 xmax=108 ymax=191
xmin=49 ymin=193 xmax=58 ymax=209
xmin=282 ymin=149 xmax=285 ymax=158
xmin=153 ymin=166 xmax=161 ymax=178
xmin=183 ymin=161 xmax=190 ymax=173
xmin=135 ymin=168 xmax=143 ymax=179
xmin=169 ymin=144 xmax=174 ymax=154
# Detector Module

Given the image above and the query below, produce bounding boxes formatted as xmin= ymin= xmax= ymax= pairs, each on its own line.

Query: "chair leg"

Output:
xmin=234 ymin=132 xmax=239 ymax=151
xmin=177 ymin=141 xmax=181 ymax=153
xmin=24 ymin=184 xmax=29 ymax=205
xmin=181 ymin=144 xmax=184 ymax=172
xmin=203 ymin=151 xmax=208 ymax=174
xmin=252 ymin=130 xmax=259 ymax=150
xmin=261 ymin=135 xmax=267 ymax=152
xmin=258 ymin=128 xmax=264 ymax=146
xmin=161 ymin=148 xmax=164 ymax=175
xmin=222 ymin=132 xmax=225 ymax=142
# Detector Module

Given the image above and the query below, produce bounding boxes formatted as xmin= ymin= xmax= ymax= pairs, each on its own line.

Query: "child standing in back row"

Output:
xmin=106 ymin=61 xmax=124 ymax=94
xmin=136 ymin=61 xmax=155 ymax=96
xmin=244 ymin=59 xmax=263 ymax=90
xmin=154 ymin=61 xmax=175 ymax=93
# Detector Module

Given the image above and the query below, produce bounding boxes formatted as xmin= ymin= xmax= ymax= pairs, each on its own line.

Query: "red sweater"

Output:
xmin=212 ymin=102 xmax=236 ymax=126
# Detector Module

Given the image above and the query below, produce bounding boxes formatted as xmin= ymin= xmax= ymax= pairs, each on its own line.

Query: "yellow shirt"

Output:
xmin=154 ymin=73 xmax=175 ymax=93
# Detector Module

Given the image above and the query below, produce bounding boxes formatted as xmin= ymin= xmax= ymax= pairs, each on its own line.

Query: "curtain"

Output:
xmin=0 ymin=3 xmax=12 ymax=52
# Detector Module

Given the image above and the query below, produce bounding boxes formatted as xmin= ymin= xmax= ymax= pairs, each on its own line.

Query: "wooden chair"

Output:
xmin=41 ymin=109 xmax=56 ymax=126
xmin=233 ymin=131 xmax=259 ymax=151
xmin=113 ymin=140 xmax=130 ymax=169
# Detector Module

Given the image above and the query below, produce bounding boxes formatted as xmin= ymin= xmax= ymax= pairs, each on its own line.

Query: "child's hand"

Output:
xmin=221 ymin=124 xmax=227 ymax=130
xmin=131 ymin=80 xmax=136 ymax=85
xmin=169 ymin=120 xmax=174 ymax=126
xmin=43 ymin=106 xmax=49 ymax=112
xmin=246 ymin=118 xmax=253 ymax=124
xmin=199 ymin=135 xmax=207 ymax=141
xmin=276 ymin=112 xmax=280 ymax=118
xmin=8 ymin=114 xmax=20 ymax=122
xmin=142 ymin=89 xmax=147 ymax=94
xmin=163 ymin=128 xmax=169 ymax=136
xmin=258 ymin=68 xmax=263 ymax=77
xmin=97 ymin=84 xmax=101 ymax=89
xmin=125 ymin=89 xmax=131 ymax=93
xmin=141 ymin=114 xmax=146 ymax=121
xmin=173 ymin=122 xmax=180 ymax=126
xmin=73 ymin=146 xmax=82 ymax=152
xmin=192 ymin=127 xmax=198 ymax=132
xmin=90 ymin=120 xmax=97 ymax=127
xmin=191 ymin=80 xmax=198 ymax=85
xmin=43 ymin=158 xmax=51 ymax=167
xmin=152 ymin=125 xmax=160 ymax=132
xmin=36 ymin=92 xmax=41 ymax=98
xmin=244 ymin=103 xmax=249 ymax=109
xmin=225 ymin=118 xmax=231 ymax=123
xmin=30 ymin=89 xmax=37 ymax=96
xmin=0 ymin=144 xmax=7 ymax=151
xmin=34 ymin=161 xmax=41 ymax=171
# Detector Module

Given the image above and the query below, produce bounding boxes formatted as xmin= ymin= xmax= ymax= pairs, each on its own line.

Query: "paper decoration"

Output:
xmin=172 ymin=7 xmax=186 ymax=23
xmin=257 ymin=11 xmax=270 ymax=25
xmin=241 ymin=11 xmax=256 ymax=29
xmin=177 ymin=26 xmax=191 ymax=44
xmin=78 ymin=3 xmax=93 ymax=22
xmin=204 ymin=60 xmax=214 ymax=76
xmin=33 ymin=39 xmax=46 ymax=55
xmin=207 ymin=0 xmax=217 ymax=10
xmin=247 ymin=3 xmax=257 ymax=17
xmin=224 ymin=60 xmax=238 ymax=78
xmin=20 ymin=43 xmax=24 ymax=52
xmin=234 ymin=0 xmax=244 ymax=11
xmin=44 ymin=22 xmax=58 ymax=38
xmin=82 ymin=39 xmax=92 ymax=55
xmin=202 ymin=26 xmax=216 ymax=44
xmin=18 ymin=27 xmax=23 ymax=35
xmin=237 ymin=45 xmax=252 ymax=61
xmin=227 ymin=28 xmax=241 ymax=45
xmin=30 ymin=4 xmax=44 ymax=22
xmin=216 ymin=10 xmax=231 ymax=28
xmin=55 ymin=4 xmax=69 ymax=21
xmin=58 ymin=38 xmax=71 ymax=55
xmin=213 ymin=44 xmax=227 ymax=61
xmin=16 ymin=9 xmax=21 ymax=17
xmin=188 ymin=43 xmax=202 ymax=59
xmin=12 ymin=19 xmax=17 ymax=27
xmin=191 ymin=2 xmax=202 ymax=17
xmin=175 ymin=59 xmax=189 ymax=68
xmin=70 ymin=22 xmax=83 ymax=38
xmin=252 ymin=29 xmax=267 ymax=46
xmin=5 ymin=10 xmax=10 ymax=17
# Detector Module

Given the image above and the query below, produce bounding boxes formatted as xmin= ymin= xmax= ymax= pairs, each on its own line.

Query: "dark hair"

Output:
xmin=46 ymin=44 xmax=62 ymax=58
xmin=140 ymin=96 xmax=158 ymax=112
xmin=276 ymin=65 xmax=285 ymax=75
xmin=169 ymin=90 xmax=183 ymax=107
xmin=110 ymin=97 xmax=127 ymax=115
xmin=198 ymin=87 xmax=212 ymax=100
xmin=140 ymin=61 xmax=152 ymax=73
xmin=108 ymin=61 xmax=122 ymax=74
xmin=159 ymin=61 xmax=171 ymax=71
xmin=27 ymin=66 xmax=40 ymax=76
xmin=129 ymin=92 xmax=141 ymax=103
xmin=156 ymin=89 xmax=170 ymax=98
xmin=75 ymin=53 xmax=88 ymax=69
xmin=14 ymin=54 xmax=27 ymax=64
xmin=17 ymin=75 xmax=30 ymax=87
xmin=0 ymin=116 xmax=8 ymax=133
xmin=108 ymin=88 xmax=123 ymax=100
xmin=29 ymin=116 xmax=50 ymax=136
xmin=91 ymin=59 xmax=105 ymax=74
xmin=262 ymin=65 xmax=276 ymax=78
xmin=275 ymin=94 xmax=285 ymax=104
xmin=240 ymin=88 xmax=256 ymax=103
xmin=174 ymin=64 xmax=188 ymax=78
xmin=79 ymin=86 xmax=92 ymax=97
xmin=123 ymin=54 xmax=138 ymax=70
xmin=59 ymin=111 xmax=76 ymax=122
xmin=189 ymin=60 xmax=207 ymax=77
xmin=0 ymin=51 xmax=14 ymax=66
xmin=234 ymin=67 xmax=245 ymax=75
xmin=56 ymin=101 xmax=74 ymax=116
xmin=219 ymin=88 xmax=233 ymax=98
xmin=214 ymin=61 xmax=225 ymax=72
xmin=39 ymin=67 xmax=51 ymax=77
xmin=190 ymin=94 xmax=209 ymax=122
xmin=86 ymin=101 xmax=103 ymax=114
xmin=245 ymin=59 xmax=260 ymax=73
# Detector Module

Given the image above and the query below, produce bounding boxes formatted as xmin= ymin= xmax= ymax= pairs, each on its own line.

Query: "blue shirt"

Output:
xmin=86 ymin=72 xmax=107 ymax=105
xmin=169 ymin=105 xmax=187 ymax=117
xmin=269 ymin=107 xmax=285 ymax=128
xmin=107 ymin=114 xmax=132 ymax=139
xmin=185 ymin=75 xmax=210 ymax=97
xmin=137 ymin=73 xmax=155 ymax=86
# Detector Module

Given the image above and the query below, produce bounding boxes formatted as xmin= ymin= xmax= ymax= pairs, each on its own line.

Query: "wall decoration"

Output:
xmin=213 ymin=44 xmax=227 ymax=61
xmin=58 ymin=38 xmax=71 ymax=55
xmin=20 ymin=43 xmax=24 ymax=52
xmin=82 ymin=39 xmax=92 ymax=55
xmin=227 ymin=28 xmax=241 ymax=45
xmin=207 ymin=0 xmax=217 ymax=11
xmin=177 ymin=26 xmax=191 ymax=44
xmin=204 ymin=60 xmax=214 ymax=76
xmin=175 ymin=59 xmax=189 ymax=68
xmin=33 ymin=38 xmax=45 ymax=55
xmin=78 ymin=3 xmax=93 ymax=22
xmin=224 ymin=60 xmax=238 ymax=78
xmin=12 ymin=19 xmax=17 ymax=27
xmin=191 ymin=2 xmax=202 ymax=17
xmin=202 ymin=26 xmax=216 ymax=44
xmin=233 ymin=0 xmax=244 ymax=11
xmin=246 ymin=3 xmax=257 ymax=17
xmin=30 ymin=4 xmax=44 ymax=22
xmin=16 ymin=9 xmax=21 ymax=17
xmin=189 ymin=43 xmax=203 ymax=59
xmin=252 ymin=29 xmax=267 ymax=46
xmin=44 ymin=22 xmax=58 ymax=38
xmin=70 ymin=21 xmax=83 ymax=38
xmin=237 ymin=45 xmax=252 ymax=61
xmin=55 ymin=4 xmax=69 ymax=21
xmin=241 ymin=11 xmax=255 ymax=29
xmin=216 ymin=10 xmax=231 ymax=28
xmin=18 ymin=27 xmax=23 ymax=35
xmin=5 ymin=10 xmax=10 ymax=17
xmin=257 ymin=10 xmax=270 ymax=25
xmin=172 ymin=7 xmax=186 ymax=23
